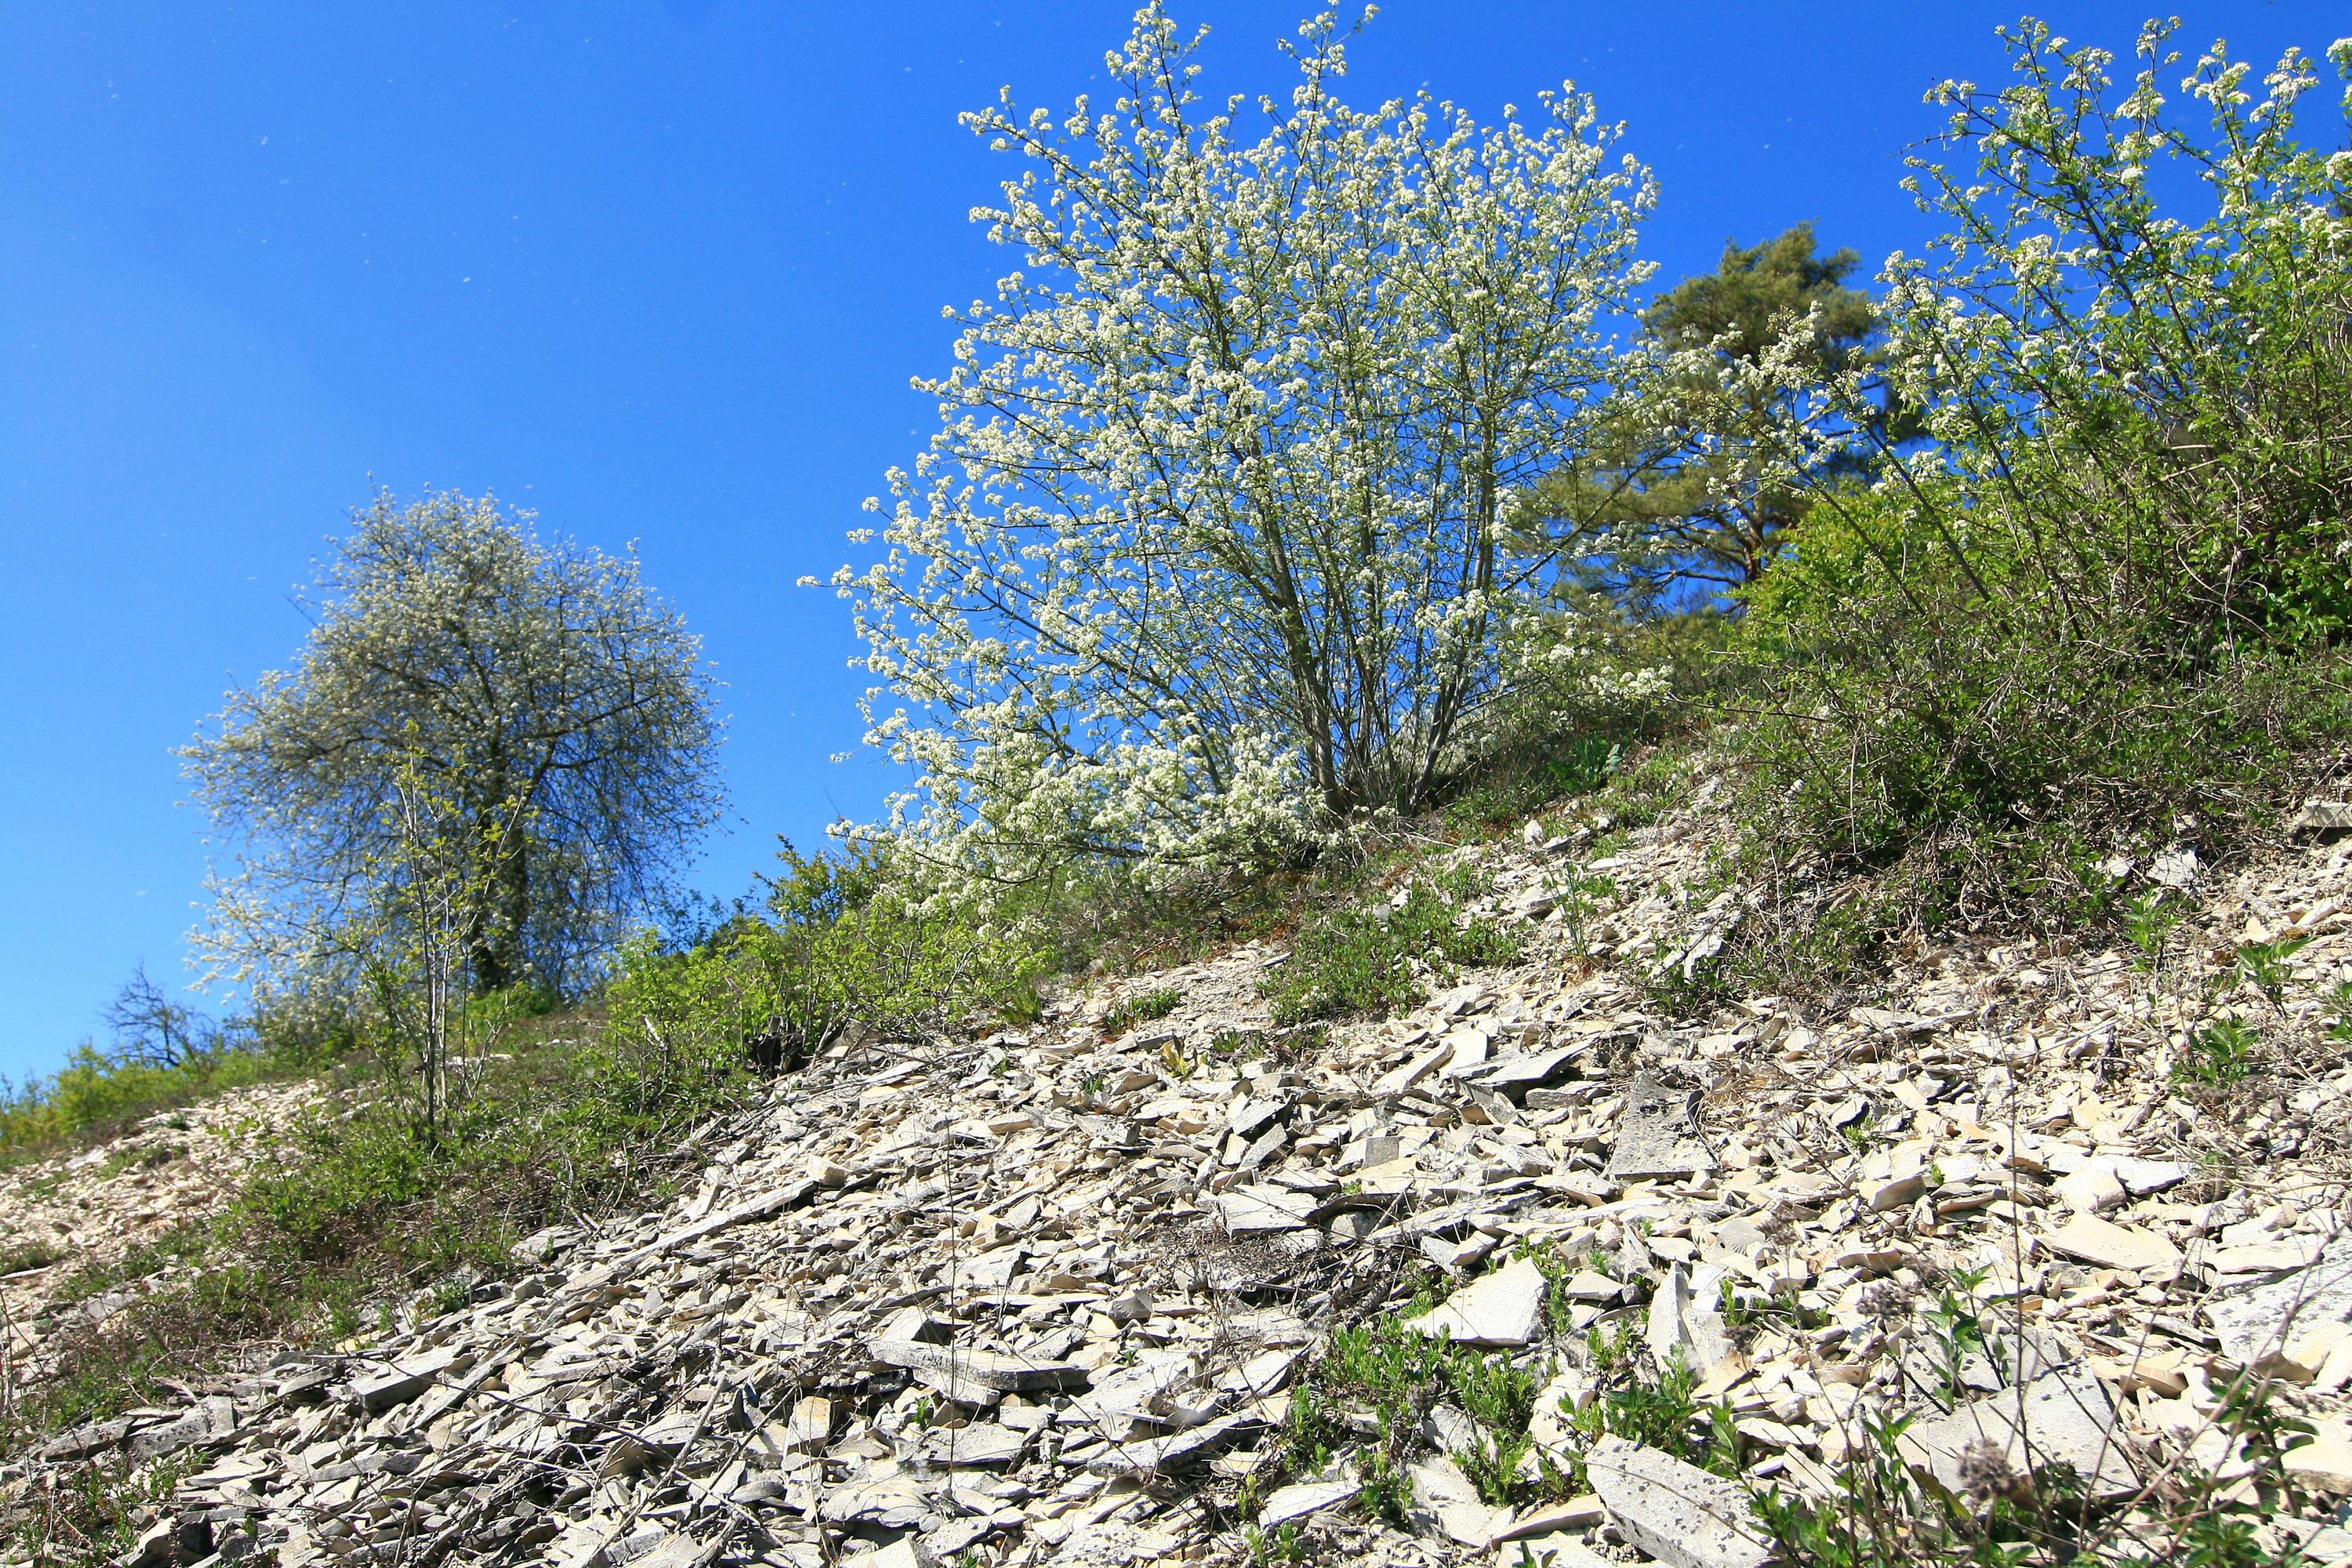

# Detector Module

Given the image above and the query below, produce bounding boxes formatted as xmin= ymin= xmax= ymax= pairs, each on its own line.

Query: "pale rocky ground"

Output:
xmin=16 ymin=778 xmax=2352 ymax=1567
xmin=1 ymin=1082 xmax=314 ymax=1381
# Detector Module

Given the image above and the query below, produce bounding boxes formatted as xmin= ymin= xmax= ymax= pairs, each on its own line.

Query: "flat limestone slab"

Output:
xmin=1407 ymin=1258 xmax=1546 ymax=1348
xmin=1214 ymin=1186 xmax=1316 ymax=1234
xmin=868 ymin=1339 xmax=1091 ymax=1394
xmin=1606 ymin=1074 xmax=1718 ymax=1181
xmin=1898 ymin=1362 xmax=2137 ymax=1498
xmin=2209 ymin=1226 xmax=2352 ymax=1369
xmin=1258 ymin=1479 xmax=1357 ymax=1526
xmin=2038 ymin=1212 xmax=2181 ymax=1274
xmin=1086 ymin=1412 xmax=1259 ymax=1476
xmin=1647 ymin=1262 xmax=1734 ymax=1380
xmin=916 ymin=1421 xmax=1029 ymax=1468
xmin=1584 ymin=1436 xmax=1770 ymax=1568
xmin=2286 ymin=1425 xmax=2352 ymax=1494
xmin=352 ymin=1348 xmax=462 ymax=1414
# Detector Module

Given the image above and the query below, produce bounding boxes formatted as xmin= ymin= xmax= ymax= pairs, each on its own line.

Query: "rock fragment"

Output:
xmin=1606 ymin=1073 xmax=1717 ymax=1181
xmin=1898 ymin=1363 xmax=2138 ymax=1498
xmin=1408 ymin=1257 xmax=1547 ymax=1348
xmin=1584 ymin=1435 xmax=1771 ymax=1568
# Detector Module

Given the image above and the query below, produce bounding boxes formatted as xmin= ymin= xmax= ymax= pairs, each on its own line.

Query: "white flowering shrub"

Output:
xmin=831 ymin=4 xmax=1653 ymax=893
xmin=185 ymin=490 xmax=724 ymax=996
xmin=1732 ymin=21 xmax=2352 ymax=909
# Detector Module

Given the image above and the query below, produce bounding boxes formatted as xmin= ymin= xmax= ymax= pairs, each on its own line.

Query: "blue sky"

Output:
xmin=0 ymin=1 xmax=2341 ymax=1080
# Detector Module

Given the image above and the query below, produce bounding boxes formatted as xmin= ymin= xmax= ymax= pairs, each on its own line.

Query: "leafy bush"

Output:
xmin=1438 ymin=609 xmax=1724 ymax=833
xmin=764 ymin=841 xmax=1051 ymax=1039
xmin=1740 ymin=482 xmax=2346 ymax=916
xmin=1732 ymin=25 xmax=2352 ymax=926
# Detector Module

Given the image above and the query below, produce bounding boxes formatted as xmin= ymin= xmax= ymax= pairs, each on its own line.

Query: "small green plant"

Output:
xmin=1922 ymin=1267 xmax=1991 ymax=1407
xmin=1448 ymin=1352 xmax=1541 ymax=1504
xmin=1520 ymin=1240 xmax=1595 ymax=1338
xmin=1356 ymin=1443 xmax=1412 ymax=1526
xmin=2122 ymin=889 xmax=2182 ymax=1004
xmin=2326 ymin=982 xmax=2352 ymax=1047
xmin=1719 ymin=1278 xmax=1827 ymax=1335
xmin=1101 ymin=986 xmax=1182 ymax=1036
xmin=2176 ymin=1015 xmax=2260 ymax=1088
xmin=1752 ymin=1399 xmax=2303 ymax=1568
xmin=2236 ymin=935 xmax=2312 ymax=1009
xmin=1263 ymin=873 xmax=1520 ymax=1025
xmin=1244 ymin=1521 xmax=1308 ymax=1564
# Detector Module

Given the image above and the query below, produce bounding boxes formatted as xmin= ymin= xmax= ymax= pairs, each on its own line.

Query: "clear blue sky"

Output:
xmin=0 ymin=2 xmax=2339 ymax=1080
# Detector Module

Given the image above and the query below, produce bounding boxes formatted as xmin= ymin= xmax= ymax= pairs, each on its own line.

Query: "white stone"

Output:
xmin=1258 ymin=1478 xmax=1356 ymax=1526
xmin=1585 ymin=1436 xmax=1771 ymax=1568
xmin=1407 ymin=1258 xmax=1547 ymax=1348
xmin=1898 ymin=1363 xmax=2136 ymax=1498
xmin=2038 ymin=1213 xmax=2180 ymax=1274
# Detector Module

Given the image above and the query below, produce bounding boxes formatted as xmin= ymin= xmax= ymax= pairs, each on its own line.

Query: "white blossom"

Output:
xmin=833 ymin=4 xmax=1652 ymax=897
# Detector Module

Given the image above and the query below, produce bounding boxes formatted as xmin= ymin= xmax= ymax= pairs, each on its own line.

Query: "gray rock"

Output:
xmin=1584 ymin=1435 xmax=1770 ymax=1568
xmin=916 ymin=1422 xmax=1027 ymax=1468
xmin=2291 ymin=801 xmax=2352 ymax=838
xmin=352 ymin=1347 xmax=461 ymax=1413
xmin=1085 ymin=1412 xmax=1258 ymax=1475
xmin=1606 ymin=1073 xmax=1718 ymax=1181
xmin=1213 ymin=1185 xmax=1316 ymax=1234
xmin=1258 ymin=1478 xmax=1356 ymax=1526
xmin=38 ymin=1415 xmax=137 ymax=1462
xmin=1646 ymin=1263 xmax=1734 ymax=1380
xmin=1225 ymin=1096 xmax=1289 ymax=1138
xmin=1408 ymin=1258 xmax=1547 ymax=1348
xmin=2209 ymin=1226 xmax=2352 ymax=1370
xmin=1475 ymin=1046 xmax=1584 ymax=1096
xmin=1897 ymin=1363 xmax=2137 ymax=1498
xmin=869 ymin=1339 xmax=1091 ymax=1394
xmin=124 ymin=1396 xmax=238 ymax=1463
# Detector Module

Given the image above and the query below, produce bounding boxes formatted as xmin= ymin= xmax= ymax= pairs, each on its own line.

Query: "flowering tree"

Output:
xmin=185 ymin=491 xmax=724 ymax=996
xmin=832 ymin=4 xmax=1653 ymax=887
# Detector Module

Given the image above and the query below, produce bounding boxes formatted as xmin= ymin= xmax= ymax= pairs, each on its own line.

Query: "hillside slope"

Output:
xmin=2 ymin=1083 xmax=313 ymax=1385
xmin=13 ymin=781 xmax=2352 ymax=1566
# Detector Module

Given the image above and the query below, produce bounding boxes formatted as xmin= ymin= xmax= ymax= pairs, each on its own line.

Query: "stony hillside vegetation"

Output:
xmin=15 ymin=773 xmax=2352 ymax=1567
xmin=1 ymin=1083 xmax=313 ymax=1387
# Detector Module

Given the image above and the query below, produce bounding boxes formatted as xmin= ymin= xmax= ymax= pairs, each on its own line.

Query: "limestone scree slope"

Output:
xmin=17 ymin=780 xmax=2352 ymax=1568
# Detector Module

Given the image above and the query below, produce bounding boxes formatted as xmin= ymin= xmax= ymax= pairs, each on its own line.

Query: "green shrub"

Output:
xmin=1730 ymin=25 xmax=2352 ymax=934
xmin=1739 ymin=482 xmax=2346 ymax=919
xmin=765 ymin=840 xmax=1052 ymax=1040
xmin=1441 ymin=609 xmax=1724 ymax=833
xmin=1262 ymin=869 xmax=1521 ymax=1025
xmin=2175 ymin=1015 xmax=2260 ymax=1089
